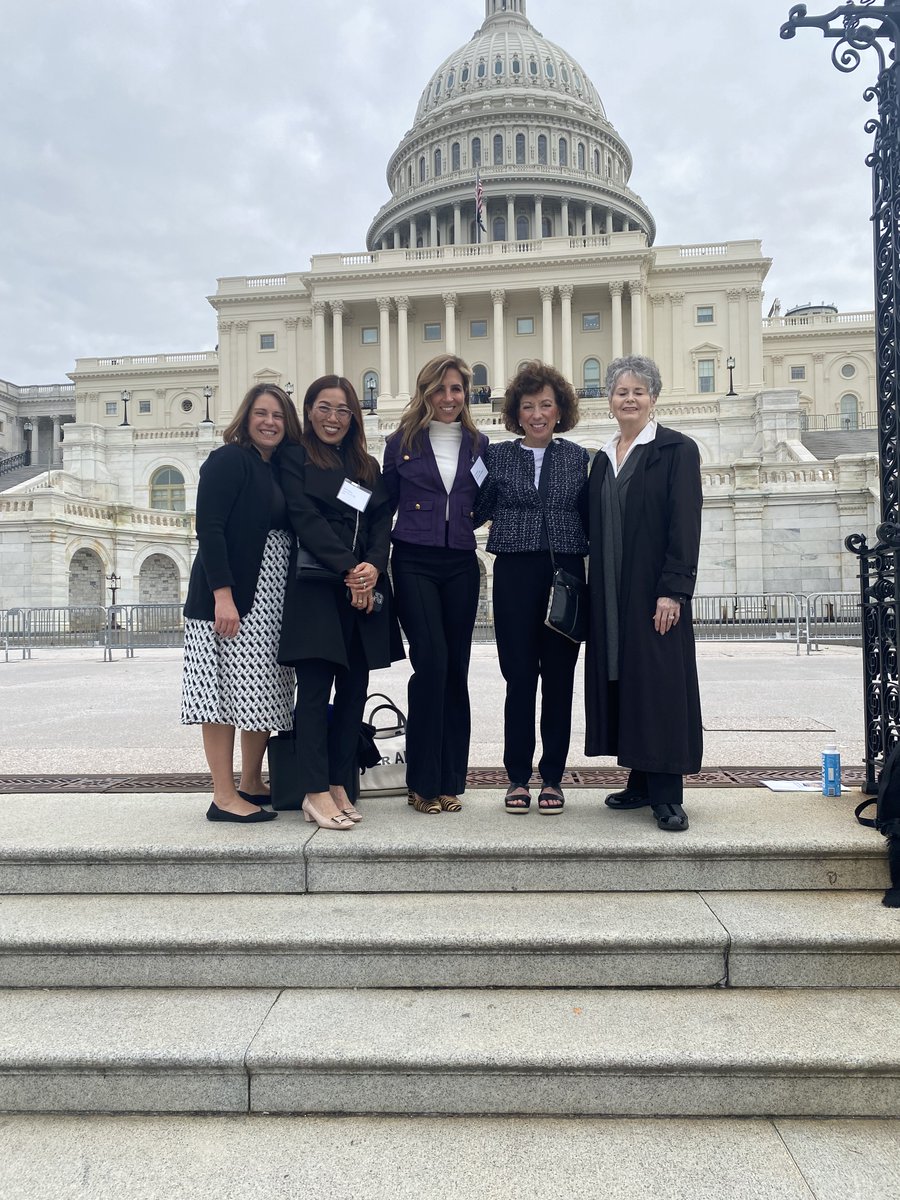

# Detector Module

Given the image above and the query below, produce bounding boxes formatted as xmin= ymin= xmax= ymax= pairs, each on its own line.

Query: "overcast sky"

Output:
xmin=1 ymin=0 xmax=880 ymax=383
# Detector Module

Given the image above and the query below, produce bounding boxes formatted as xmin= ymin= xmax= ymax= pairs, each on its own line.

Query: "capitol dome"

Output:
xmin=367 ymin=0 xmax=655 ymax=251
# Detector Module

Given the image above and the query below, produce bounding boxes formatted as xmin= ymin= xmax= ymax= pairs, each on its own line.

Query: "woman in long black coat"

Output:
xmin=584 ymin=355 xmax=702 ymax=832
xmin=278 ymin=376 xmax=403 ymax=830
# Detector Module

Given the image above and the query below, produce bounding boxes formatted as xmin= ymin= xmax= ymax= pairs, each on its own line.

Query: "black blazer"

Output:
xmin=183 ymin=443 xmax=279 ymax=621
xmin=277 ymin=443 xmax=403 ymax=670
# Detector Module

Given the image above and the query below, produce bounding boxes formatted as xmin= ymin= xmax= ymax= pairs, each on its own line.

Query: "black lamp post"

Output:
xmin=726 ymin=355 xmax=737 ymax=397
xmin=119 ymin=390 xmax=131 ymax=427
xmin=285 ymin=381 xmax=294 ymax=402
xmin=366 ymin=382 xmax=377 ymax=412
xmin=201 ymin=385 xmax=214 ymax=425
xmin=106 ymin=572 xmax=120 ymax=606
xmin=782 ymin=2 xmax=900 ymax=799
xmin=23 ymin=418 xmax=33 ymax=466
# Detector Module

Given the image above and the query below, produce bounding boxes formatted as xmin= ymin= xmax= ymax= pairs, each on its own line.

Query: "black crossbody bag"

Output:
xmin=536 ymin=497 xmax=588 ymax=644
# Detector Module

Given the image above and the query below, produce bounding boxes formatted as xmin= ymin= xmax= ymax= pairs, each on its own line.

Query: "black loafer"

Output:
xmin=605 ymin=788 xmax=651 ymax=810
xmin=651 ymin=802 xmax=689 ymax=832
xmin=237 ymin=789 xmax=272 ymax=806
xmin=207 ymin=802 xmax=277 ymax=823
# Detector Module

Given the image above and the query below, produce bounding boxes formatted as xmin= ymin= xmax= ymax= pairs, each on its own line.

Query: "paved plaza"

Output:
xmin=0 ymin=641 xmax=867 ymax=778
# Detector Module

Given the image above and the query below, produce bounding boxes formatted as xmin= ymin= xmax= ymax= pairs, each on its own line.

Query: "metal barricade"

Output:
xmin=804 ymin=592 xmax=862 ymax=653
xmin=22 ymin=606 xmax=108 ymax=658
xmin=124 ymin=604 xmax=185 ymax=657
xmin=692 ymin=593 xmax=802 ymax=651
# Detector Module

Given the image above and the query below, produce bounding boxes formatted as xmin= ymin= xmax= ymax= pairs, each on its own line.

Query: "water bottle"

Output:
xmin=822 ymin=744 xmax=841 ymax=797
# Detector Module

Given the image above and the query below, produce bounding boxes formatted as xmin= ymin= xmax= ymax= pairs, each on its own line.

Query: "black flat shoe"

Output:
xmin=206 ymin=802 xmax=277 ymax=823
xmin=605 ymin=789 xmax=651 ymax=810
xmin=652 ymin=802 xmax=689 ymax=832
xmin=237 ymin=789 xmax=272 ymax=806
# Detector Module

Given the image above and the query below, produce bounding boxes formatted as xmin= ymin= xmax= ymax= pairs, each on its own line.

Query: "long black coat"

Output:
xmin=277 ymin=444 xmax=404 ymax=671
xmin=584 ymin=424 xmax=703 ymax=775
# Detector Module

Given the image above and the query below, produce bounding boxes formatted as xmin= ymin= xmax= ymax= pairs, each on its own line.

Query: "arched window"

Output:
xmin=583 ymin=358 xmax=602 ymax=397
xmin=516 ymin=214 xmax=529 ymax=240
xmin=434 ymin=148 xmax=442 ymax=177
xmin=407 ymin=164 xmax=412 ymax=187
xmin=451 ymin=141 xmax=461 ymax=171
xmin=559 ymin=137 xmax=568 ymax=167
xmin=492 ymin=215 xmax=506 ymax=241
xmin=477 ymin=59 xmax=486 ymax=79
xmin=68 ymin=547 xmax=104 ymax=608
xmin=561 ymin=63 xmax=570 ymax=84
xmin=433 ymin=77 xmax=441 ymax=99
xmin=493 ymin=133 xmax=504 ymax=165
xmin=606 ymin=154 xmax=612 ymax=177
xmin=461 ymin=64 xmax=470 ymax=83
xmin=447 ymin=70 xmax=455 ymax=91
xmin=577 ymin=142 xmax=586 ymax=170
xmin=593 ymin=148 xmax=600 ymax=174
xmin=472 ymin=136 xmax=482 ymax=166
xmin=511 ymin=56 xmax=521 ymax=75
xmin=473 ymin=363 xmax=489 ymax=389
xmin=515 ymin=133 xmax=525 ymax=164
xmin=537 ymin=134 xmax=548 ymax=165
xmin=529 ymin=57 xmax=538 ymax=76
xmin=139 ymin=554 xmax=179 ymax=605
xmin=494 ymin=57 xmax=503 ymax=76
xmin=840 ymin=394 xmax=859 ymax=430
xmin=419 ymin=156 xmax=426 ymax=183
xmin=150 ymin=467 xmax=185 ymax=512
xmin=545 ymin=59 xmax=555 ymax=79
xmin=362 ymin=371 xmax=379 ymax=410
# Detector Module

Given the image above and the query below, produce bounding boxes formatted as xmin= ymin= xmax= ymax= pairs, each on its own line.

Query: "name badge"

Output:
xmin=470 ymin=457 xmax=488 ymax=487
xmin=337 ymin=479 xmax=372 ymax=512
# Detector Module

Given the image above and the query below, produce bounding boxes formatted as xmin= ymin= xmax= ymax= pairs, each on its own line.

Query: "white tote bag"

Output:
xmin=359 ymin=692 xmax=408 ymax=796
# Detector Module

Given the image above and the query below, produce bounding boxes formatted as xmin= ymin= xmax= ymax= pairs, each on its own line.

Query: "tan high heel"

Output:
xmin=339 ymin=806 xmax=363 ymax=822
xmin=329 ymin=787 xmax=363 ymax=822
xmin=302 ymin=796 xmax=354 ymax=830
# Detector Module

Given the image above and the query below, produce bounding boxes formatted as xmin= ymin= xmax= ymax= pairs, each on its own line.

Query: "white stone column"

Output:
xmin=669 ymin=292 xmax=685 ymax=392
xmin=331 ymin=301 xmax=345 ymax=377
xmin=609 ymin=281 xmax=624 ymax=359
xmin=408 ymin=218 xmax=417 ymax=247
xmin=443 ymin=292 xmax=458 ymax=354
xmin=453 ymin=203 xmax=462 ymax=244
xmin=559 ymin=284 xmax=574 ymax=381
xmin=377 ymin=297 xmax=393 ymax=399
xmin=51 ymin=416 xmax=60 ymax=465
xmin=284 ymin=316 xmax=299 ymax=393
xmin=534 ymin=195 xmax=543 ymax=239
xmin=506 ymin=194 xmax=515 ymax=241
xmin=396 ymin=296 xmax=410 ymax=401
xmin=491 ymin=288 xmax=506 ymax=394
xmin=561 ymin=197 xmax=570 ymax=237
xmin=628 ymin=280 xmax=644 ymax=355
xmin=586 ymin=206 xmax=594 ymax=237
xmin=727 ymin=288 xmax=741 ymax=383
xmin=216 ymin=320 xmax=232 ymax=416
xmin=312 ymin=301 xmax=327 ymax=376
xmin=429 ymin=209 xmax=438 ymax=246
xmin=605 ymin=209 xmax=614 ymax=234
xmin=649 ymin=293 xmax=664 ymax=364
xmin=745 ymin=287 xmax=764 ymax=389
xmin=540 ymin=285 xmax=555 ymax=364
xmin=235 ymin=320 xmax=249 ymax=396
xmin=770 ymin=354 xmax=783 ymax=388
xmin=813 ymin=353 xmax=825 ymax=408
xmin=392 ymin=228 xmax=400 ymax=250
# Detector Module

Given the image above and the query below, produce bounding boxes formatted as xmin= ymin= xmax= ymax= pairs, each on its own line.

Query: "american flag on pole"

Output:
xmin=475 ymin=170 xmax=486 ymax=239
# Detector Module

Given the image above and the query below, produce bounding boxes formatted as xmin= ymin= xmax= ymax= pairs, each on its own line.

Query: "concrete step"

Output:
xmin=2 ymin=1114 xmax=899 ymax=1200
xmin=2 ymin=986 xmax=900 ymax=1117
xmin=1 ymin=890 xmax=898 ymax=990
xmin=0 ymin=789 xmax=889 ymax=893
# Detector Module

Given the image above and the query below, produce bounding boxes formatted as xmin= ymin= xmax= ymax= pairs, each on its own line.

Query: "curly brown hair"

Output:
xmin=502 ymin=360 xmax=579 ymax=436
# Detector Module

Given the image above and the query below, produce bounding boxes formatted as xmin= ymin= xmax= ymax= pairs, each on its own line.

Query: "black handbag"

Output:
xmin=295 ymin=512 xmax=359 ymax=582
xmin=266 ymin=717 xmax=305 ymax=810
xmin=536 ymin=496 xmax=588 ymax=643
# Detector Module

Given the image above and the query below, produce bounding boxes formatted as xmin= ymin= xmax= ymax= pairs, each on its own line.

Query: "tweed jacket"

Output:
xmin=474 ymin=437 xmax=589 ymax=555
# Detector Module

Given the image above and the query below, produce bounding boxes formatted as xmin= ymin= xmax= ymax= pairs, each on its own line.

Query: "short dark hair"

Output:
xmin=502 ymin=360 xmax=579 ymax=435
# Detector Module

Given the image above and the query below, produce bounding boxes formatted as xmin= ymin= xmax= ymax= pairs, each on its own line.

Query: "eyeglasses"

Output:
xmin=312 ymin=404 xmax=352 ymax=421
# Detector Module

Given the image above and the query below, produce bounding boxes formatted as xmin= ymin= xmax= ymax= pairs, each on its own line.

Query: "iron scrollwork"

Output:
xmin=787 ymin=3 xmax=900 ymax=785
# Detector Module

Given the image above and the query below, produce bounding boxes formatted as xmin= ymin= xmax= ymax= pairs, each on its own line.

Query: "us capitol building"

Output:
xmin=0 ymin=0 xmax=879 ymax=612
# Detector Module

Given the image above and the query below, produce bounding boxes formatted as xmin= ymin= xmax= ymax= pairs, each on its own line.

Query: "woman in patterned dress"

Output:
xmin=181 ymin=383 xmax=303 ymax=823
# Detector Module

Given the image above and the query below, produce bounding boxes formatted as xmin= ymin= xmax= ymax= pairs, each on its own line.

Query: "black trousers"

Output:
xmin=294 ymin=627 xmax=369 ymax=796
xmin=391 ymin=541 xmax=479 ymax=799
xmin=605 ymin=681 xmax=684 ymax=805
xmin=493 ymin=551 xmax=583 ymax=787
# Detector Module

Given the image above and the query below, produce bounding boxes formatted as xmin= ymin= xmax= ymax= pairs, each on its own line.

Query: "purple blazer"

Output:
xmin=383 ymin=424 xmax=489 ymax=551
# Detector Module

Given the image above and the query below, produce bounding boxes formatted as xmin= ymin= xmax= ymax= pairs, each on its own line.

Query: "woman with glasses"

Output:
xmin=382 ymin=354 xmax=489 ymax=814
xmin=278 ymin=376 xmax=403 ymax=829
xmin=182 ymin=383 xmax=302 ymax=823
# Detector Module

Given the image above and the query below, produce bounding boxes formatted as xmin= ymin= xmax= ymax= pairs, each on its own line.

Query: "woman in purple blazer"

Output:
xmin=382 ymin=354 xmax=489 ymax=813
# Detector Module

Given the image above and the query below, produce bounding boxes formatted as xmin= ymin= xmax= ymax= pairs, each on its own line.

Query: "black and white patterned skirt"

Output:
xmin=181 ymin=529 xmax=295 ymax=731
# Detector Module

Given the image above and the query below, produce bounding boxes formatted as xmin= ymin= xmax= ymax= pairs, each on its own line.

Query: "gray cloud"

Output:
xmin=0 ymin=0 xmax=882 ymax=381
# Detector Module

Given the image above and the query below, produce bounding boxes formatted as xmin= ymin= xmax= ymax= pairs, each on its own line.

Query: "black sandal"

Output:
xmin=537 ymin=785 xmax=565 ymax=814
xmin=504 ymin=786 xmax=531 ymax=814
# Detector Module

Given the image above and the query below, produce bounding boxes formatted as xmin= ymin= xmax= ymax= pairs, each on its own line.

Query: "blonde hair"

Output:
xmin=396 ymin=354 xmax=478 ymax=451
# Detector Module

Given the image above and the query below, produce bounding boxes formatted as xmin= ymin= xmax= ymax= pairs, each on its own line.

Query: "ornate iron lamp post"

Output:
xmin=726 ymin=355 xmax=737 ymax=396
xmin=119 ymin=389 xmax=131 ymax=427
xmin=782 ymin=4 xmax=900 ymax=796
xmin=201 ymin=385 xmax=214 ymax=425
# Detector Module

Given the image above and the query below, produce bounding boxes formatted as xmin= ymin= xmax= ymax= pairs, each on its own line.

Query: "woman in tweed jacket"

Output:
xmin=474 ymin=361 xmax=588 ymax=814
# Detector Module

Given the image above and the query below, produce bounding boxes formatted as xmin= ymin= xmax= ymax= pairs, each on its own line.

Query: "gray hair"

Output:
xmin=605 ymin=355 xmax=662 ymax=400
